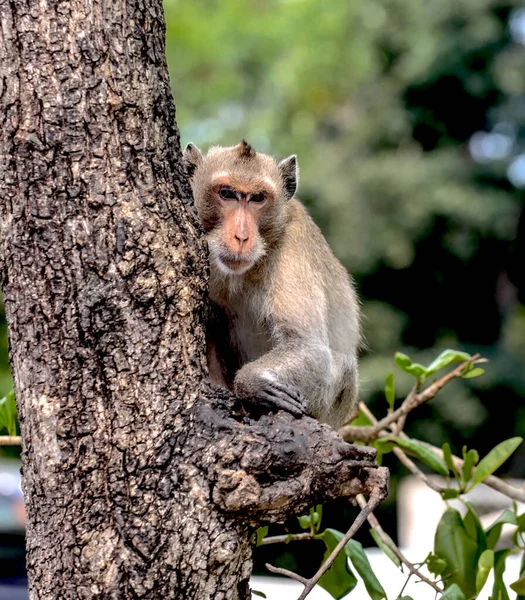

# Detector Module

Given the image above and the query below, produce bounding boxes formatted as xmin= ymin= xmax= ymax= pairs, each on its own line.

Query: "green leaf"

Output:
xmin=515 ymin=521 xmax=525 ymax=558
xmin=345 ymin=539 xmax=387 ymax=600
xmin=434 ymin=509 xmax=478 ymax=597
xmin=462 ymin=367 xmax=485 ymax=379
xmin=425 ymin=349 xmax=472 ymax=376
xmin=318 ymin=529 xmax=358 ymax=599
xmin=373 ymin=439 xmax=395 ymax=465
xmin=404 ymin=363 xmax=428 ymax=378
xmin=440 ymin=488 xmax=461 ymax=500
xmin=427 ymin=552 xmax=447 ymax=576
xmin=385 ymin=372 xmax=395 ymax=411
xmin=251 ymin=590 xmax=267 ymax=598
xmin=471 ymin=437 xmax=523 ymax=488
xmin=256 ymin=526 xmax=268 ymax=546
xmin=485 ymin=510 xmax=517 ymax=550
xmin=516 ymin=552 xmax=525 ymax=600
xmin=491 ymin=549 xmax=511 ymax=600
xmin=394 ymin=353 xmax=428 ymax=378
xmin=374 ymin=439 xmax=395 ymax=454
xmin=369 ymin=529 xmax=401 ymax=568
xmin=460 ymin=448 xmax=479 ymax=487
xmin=462 ymin=500 xmax=486 ymax=552
xmin=510 ymin=576 xmax=525 ymax=595
xmin=385 ymin=436 xmax=449 ymax=476
xmin=309 ymin=505 xmax=322 ymax=533
xmin=440 ymin=583 xmax=467 ymax=599
xmin=476 ymin=549 xmax=494 ymax=594
xmin=314 ymin=504 xmax=323 ymax=532
xmin=442 ymin=442 xmax=459 ymax=478
xmin=297 ymin=515 xmax=311 ymax=530
xmin=394 ymin=352 xmax=412 ymax=369
xmin=0 ymin=391 xmax=18 ymax=437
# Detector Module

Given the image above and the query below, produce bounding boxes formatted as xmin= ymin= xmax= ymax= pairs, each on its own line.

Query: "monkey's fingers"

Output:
xmin=255 ymin=390 xmax=305 ymax=418
xmin=264 ymin=384 xmax=306 ymax=414
xmin=265 ymin=381 xmax=306 ymax=407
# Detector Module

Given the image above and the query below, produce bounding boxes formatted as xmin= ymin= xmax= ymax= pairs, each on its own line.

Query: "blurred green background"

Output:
xmin=162 ymin=0 xmax=525 ymax=461
xmin=163 ymin=0 xmax=525 ymax=572
xmin=1 ymin=0 xmax=525 ymax=575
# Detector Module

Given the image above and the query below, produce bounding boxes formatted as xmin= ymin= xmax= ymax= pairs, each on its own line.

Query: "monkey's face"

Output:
xmin=183 ymin=141 xmax=298 ymax=277
xmin=205 ymin=174 xmax=271 ymax=275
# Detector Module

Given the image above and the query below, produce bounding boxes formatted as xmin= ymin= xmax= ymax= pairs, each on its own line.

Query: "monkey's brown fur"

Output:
xmin=183 ymin=140 xmax=361 ymax=428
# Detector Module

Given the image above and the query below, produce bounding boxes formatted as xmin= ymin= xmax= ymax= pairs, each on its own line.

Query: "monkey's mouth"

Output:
xmin=217 ymin=254 xmax=255 ymax=275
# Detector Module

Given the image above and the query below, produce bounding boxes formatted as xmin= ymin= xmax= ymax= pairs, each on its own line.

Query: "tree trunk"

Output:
xmin=0 ymin=1 xmax=387 ymax=599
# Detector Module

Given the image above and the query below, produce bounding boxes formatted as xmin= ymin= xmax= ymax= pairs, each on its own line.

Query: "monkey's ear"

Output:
xmin=278 ymin=155 xmax=299 ymax=199
xmin=183 ymin=143 xmax=203 ymax=179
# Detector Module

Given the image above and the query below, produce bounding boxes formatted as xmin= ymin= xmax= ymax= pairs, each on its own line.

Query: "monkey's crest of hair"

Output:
xmin=237 ymin=139 xmax=256 ymax=160
xmin=183 ymin=140 xmax=299 ymax=211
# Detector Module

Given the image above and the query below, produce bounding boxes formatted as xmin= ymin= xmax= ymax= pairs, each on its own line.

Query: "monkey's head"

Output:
xmin=183 ymin=140 xmax=298 ymax=276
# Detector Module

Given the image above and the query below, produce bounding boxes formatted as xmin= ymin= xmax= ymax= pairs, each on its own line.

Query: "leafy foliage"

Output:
xmin=270 ymin=350 xmax=524 ymax=598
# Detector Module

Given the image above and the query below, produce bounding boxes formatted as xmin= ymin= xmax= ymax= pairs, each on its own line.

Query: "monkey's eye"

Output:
xmin=219 ymin=187 xmax=237 ymax=200
xmin=250 ymin=193 xmax=266 ymax=203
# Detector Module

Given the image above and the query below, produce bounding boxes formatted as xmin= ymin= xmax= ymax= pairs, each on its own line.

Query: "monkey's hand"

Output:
xmin=252 ymin=380 xmax=306 ymax=417
xmin=234 ymin=372 xmax=306 ymax=418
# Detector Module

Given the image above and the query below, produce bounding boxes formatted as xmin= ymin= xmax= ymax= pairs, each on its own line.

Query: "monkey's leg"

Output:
xmin=317 ymin=352 xmax=359 ymax=429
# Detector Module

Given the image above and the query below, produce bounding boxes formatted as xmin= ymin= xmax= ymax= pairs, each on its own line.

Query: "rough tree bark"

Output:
xmin=0 ymin=1 xmax=387 ymax=599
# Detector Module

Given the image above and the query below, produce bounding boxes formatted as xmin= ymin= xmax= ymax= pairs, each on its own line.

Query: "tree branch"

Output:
xmin=0 ymin=436 xmax=22 ymax=446
xmin=339 ymin=356 xmax=484 ymax=442
xmin=259 ymin=532 xmax=314 ymax=546
xmin=199 ymin=397 xmax=388 ymax=524
xmin=358 ymin=388 xmax=524 ymax=502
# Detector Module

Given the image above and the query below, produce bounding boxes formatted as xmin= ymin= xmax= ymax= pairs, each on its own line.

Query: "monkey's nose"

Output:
xmin=234 ymin=232 xmax=249 ymax=246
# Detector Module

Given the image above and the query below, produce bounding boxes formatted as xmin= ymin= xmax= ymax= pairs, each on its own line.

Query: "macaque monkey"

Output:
xmin=183 ymin=140 xmax=361 ymax=429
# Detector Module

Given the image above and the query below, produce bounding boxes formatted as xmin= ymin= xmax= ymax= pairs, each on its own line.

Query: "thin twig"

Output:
xmin=339 ymin=356 xmax=483 ymax=442
xmin=417 ymin=355 xmax=483 ymax=404
xmin=355 ymin=494 xmax=442 ymax=593
xmin=266 ymin=490 xmax=385 ymax=600
xmin=0 ymin=436 xmax=22 ymax=446
xmin=358 ymin=403 xmax=445 ymax=493
xmin=392 ymin=412 xmax=407 ymax=436
xmin=260 ymin=532 xmax=314 ymax=546
xmin=265 ymin=565 xmax=308 ymax=585
xmin=359 ymin=393 xmax=525 ymax=502
xmin=392 ymin=448 xmax=445 ymax=493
